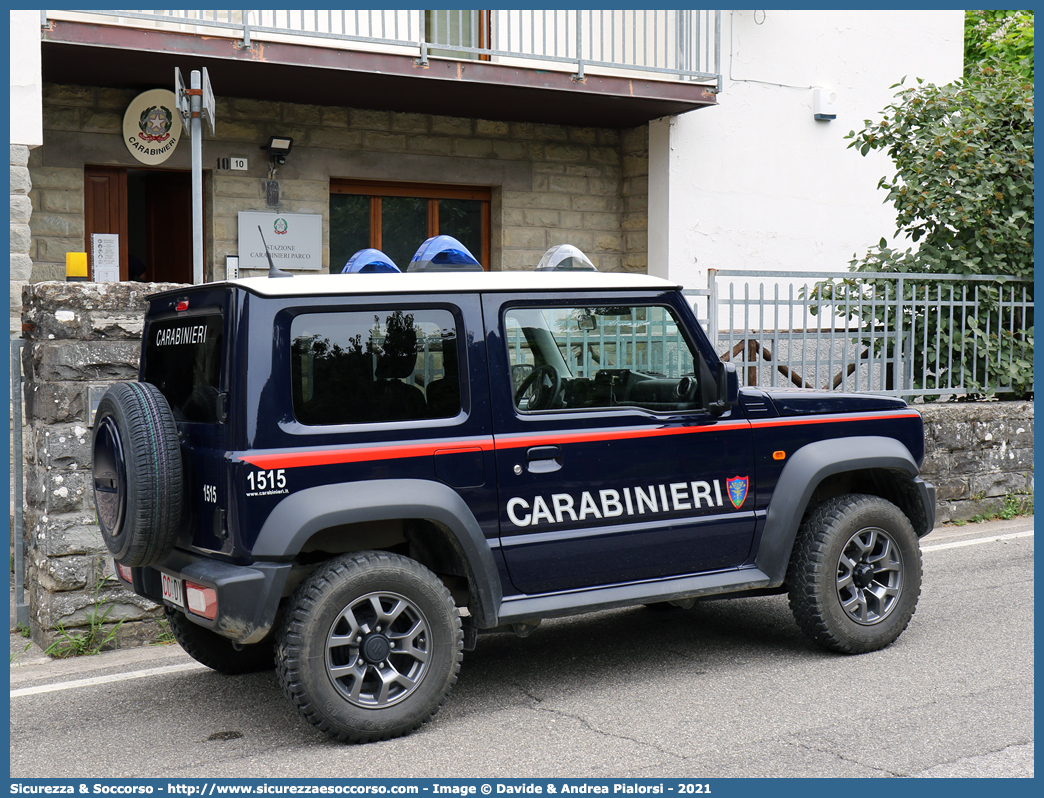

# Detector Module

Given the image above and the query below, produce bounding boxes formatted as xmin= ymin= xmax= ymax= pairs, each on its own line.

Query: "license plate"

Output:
xmin=161 ymin=572 xmax=184 ymax=608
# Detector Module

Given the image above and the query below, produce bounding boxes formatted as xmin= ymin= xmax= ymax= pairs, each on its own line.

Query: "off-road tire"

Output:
xmin=165 ymin=606 xmax=276 ymax=674
xmin=276 ymin=551 xmax=462 ymax=743
xmin=91 ymin=382 xmax=182 ymax=567
xmin=787 ymin=494 xmax=922 ymax=654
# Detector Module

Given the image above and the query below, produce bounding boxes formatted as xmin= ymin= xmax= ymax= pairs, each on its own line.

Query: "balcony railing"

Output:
xmin=43 ymin=9 xmax=721 ymax=87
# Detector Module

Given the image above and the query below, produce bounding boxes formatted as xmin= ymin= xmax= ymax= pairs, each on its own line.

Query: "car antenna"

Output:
xmin=258 ymin=225 xmax=293 ymax=278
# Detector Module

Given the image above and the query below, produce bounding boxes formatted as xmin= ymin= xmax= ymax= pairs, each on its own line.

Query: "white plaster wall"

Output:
xmin=646 ymin=116 xmax=672 ymax=280
xmin=10 ymin=10 xmax=43 ymax=147
xmin=660 ymin=9 xmax=964 ymax=296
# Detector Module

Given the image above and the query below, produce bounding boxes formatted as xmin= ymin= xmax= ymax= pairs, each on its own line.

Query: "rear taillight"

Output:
xmin=115 ymin=561 xmax=133 ymax=584
xmin=185 ymin=581 xmax=218 ymax=620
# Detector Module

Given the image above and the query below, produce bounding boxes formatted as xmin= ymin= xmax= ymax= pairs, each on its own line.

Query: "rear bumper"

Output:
xmin=125 ymin=549 xmax=292 ymax=644
xmin=916 ymin=477 xmax=937 ymax=536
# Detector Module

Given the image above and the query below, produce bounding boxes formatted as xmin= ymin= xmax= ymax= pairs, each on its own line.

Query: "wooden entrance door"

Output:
xmin=84 ymin=166 xmax=196 ymax=283
xmin=84 ymin=166 xmax=129 ymax=280
xmin=144 ymin=171 xmax=193 ymax=283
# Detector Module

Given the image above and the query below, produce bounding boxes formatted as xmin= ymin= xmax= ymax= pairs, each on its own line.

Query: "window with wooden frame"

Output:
xmin=424 ymin=10 xmax=492 ymax=60
xmin=330 ymin=180 xmax=491 ymax=273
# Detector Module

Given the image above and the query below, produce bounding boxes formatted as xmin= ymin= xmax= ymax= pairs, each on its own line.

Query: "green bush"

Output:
xmin=965 ymin=10 xmax=1033 ymax=79
xmin=817 ymin=59 xmax=1033 ymax=398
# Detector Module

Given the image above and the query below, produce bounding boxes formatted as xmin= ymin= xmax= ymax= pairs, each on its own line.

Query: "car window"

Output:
xmin=291 ymin=308 xmax=460 ymax=425
xmin=503 ymin=305 xmax=701 ymax=413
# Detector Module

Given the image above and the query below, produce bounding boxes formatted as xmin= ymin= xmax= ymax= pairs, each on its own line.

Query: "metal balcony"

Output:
xmin=40 ymin=10 xmax=721 ymax=127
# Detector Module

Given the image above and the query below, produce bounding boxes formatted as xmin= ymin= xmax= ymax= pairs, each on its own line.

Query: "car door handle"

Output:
xmin=525 ymin=445 xmax=562 ymax=473
xmin=526 ymin=446 xmax=562 ymax=462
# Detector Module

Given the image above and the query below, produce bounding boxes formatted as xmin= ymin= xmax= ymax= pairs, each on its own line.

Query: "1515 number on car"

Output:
xmin=247 ymin=469 xmax=287 ymax=491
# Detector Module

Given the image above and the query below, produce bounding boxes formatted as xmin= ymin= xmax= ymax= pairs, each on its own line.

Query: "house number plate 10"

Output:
xmin=216 ymin=157 xmax=248 ymax=170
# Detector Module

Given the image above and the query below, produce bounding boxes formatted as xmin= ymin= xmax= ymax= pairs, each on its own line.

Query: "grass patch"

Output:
xmin=151 ymin=617 xmax=176 ymax=646
xmin=970 ymin=490 xmax=1034 ymax=524
xmin=45 ymin=578 xmax=125 ymax=659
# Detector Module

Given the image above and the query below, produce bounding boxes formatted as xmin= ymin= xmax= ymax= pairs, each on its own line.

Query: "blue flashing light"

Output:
xmin=407 ymin=235 xmax=483 ymax=272
xmin=341 ymin=248 xmax=402 ymax=274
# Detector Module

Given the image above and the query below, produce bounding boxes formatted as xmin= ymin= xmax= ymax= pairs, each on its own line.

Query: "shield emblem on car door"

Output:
xmin=727 ymin=475 xmax=749 ymax=509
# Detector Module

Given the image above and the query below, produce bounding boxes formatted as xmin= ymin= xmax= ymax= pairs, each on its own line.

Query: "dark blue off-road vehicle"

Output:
xmin=93 ymin=259 xmax=935 ymax=743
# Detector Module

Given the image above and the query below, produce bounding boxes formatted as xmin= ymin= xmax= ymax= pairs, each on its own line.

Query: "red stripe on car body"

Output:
xmin=749 ymin=411 xmax=921 ymax=429
xmin=240 ymin=440 xmax=495 ymax=469
xmin=237 ymin=410 xmax=918 ymax=470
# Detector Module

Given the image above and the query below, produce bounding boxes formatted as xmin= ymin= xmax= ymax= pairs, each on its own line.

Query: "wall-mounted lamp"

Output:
xmin=263 ymin=136 xmax=294 ymax=164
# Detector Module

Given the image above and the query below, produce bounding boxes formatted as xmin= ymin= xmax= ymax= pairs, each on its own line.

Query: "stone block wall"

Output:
xmin=621 ymin=127 xmax=650 ymax=273
xmin=205 ymin=99 xmax=646 ymax=275
xmin=919 ymin=401 xmax=1034 ymax=524
xmin=20 ymin=281 xmax=186 ymax=650
xmin=24 ymin=165 xmax=83 ymax=284
xmin=27 ymin=83 xmax=110 ymax=283
xmin=497 ymin=123 xmax=631 ymax=273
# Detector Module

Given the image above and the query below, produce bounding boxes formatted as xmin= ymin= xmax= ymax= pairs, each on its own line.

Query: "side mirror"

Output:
xmin=710 ymin=362 xmax=738 ymax=416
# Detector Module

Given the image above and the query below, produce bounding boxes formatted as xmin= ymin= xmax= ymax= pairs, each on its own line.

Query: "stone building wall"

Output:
xmin=620 ymin=127 xmax=650 ymax=273
xmin=23 ymin=161 xmax=84 ymax=284
xmin=205 ymin=103 xmax=646 ymax=275
xmin=20 ymin=281 xmax=185 ymax=649
xmin=28 ymin=83 xmax=650 ymax=285
xmin=26 ymin=84 xmax=100 ymax=283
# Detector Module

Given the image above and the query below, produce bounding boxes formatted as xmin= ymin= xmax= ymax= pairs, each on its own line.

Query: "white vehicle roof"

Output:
xmin=226 ymin=270 xmax=681 ymax=298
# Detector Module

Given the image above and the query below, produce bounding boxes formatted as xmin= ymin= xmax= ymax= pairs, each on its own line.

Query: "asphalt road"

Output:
xmin=9 ymin=517 xmax=1033 ymax=779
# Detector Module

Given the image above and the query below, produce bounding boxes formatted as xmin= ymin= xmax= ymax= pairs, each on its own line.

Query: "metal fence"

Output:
xmin=46 ymin=10 xmax=721 ymax=84
xmin=686 ymin=270 xmax=1034 ymax=399
xmin=506 ymin=307 xmax=696 ymax=380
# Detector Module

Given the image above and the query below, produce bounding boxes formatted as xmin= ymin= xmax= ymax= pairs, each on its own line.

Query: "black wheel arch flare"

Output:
xmin=755 ymin=435 xmax=935 ymax=585
xmin=251 ymin=478 xmax=503 ymax=628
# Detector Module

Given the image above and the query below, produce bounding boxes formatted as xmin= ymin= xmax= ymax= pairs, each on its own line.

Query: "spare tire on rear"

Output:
xmin=92 ymin=381 xmax=183 ymax=567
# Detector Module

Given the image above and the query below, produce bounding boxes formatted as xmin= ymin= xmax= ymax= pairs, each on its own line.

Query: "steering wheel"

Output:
xmin=675 ymin=376 xmax=698 ymax=403
xmin=514 ymin=364 xmax=561 ymax=410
